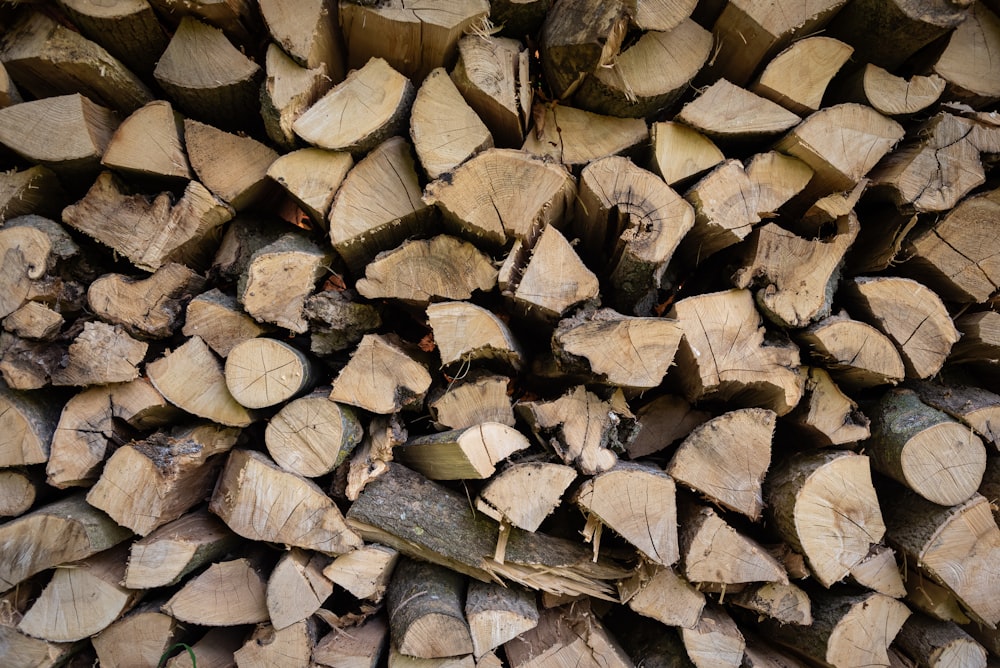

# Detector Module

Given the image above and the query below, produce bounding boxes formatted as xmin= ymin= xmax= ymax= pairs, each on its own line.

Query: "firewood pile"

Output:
xmin=2 ymin=0 xmax=1000 ymax=665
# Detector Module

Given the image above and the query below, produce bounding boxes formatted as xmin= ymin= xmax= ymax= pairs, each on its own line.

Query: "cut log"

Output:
xmin=426 ymin=301 xmax=524 ymax=372
xmin=0 ymin=11 xmax=152 ymax=114
xmin=339 ymin=0 xmax=489 ymax=81
xmin=745 ymin=150 xmax=814 ymax=217
xmin=234 ymin=619 xmax=319 ymax=668
xmin=323 ymin=543 xmax=399 ymax=602
xmin=260 ymin=43 xmax=332 ymax=150
xmin=451 ymin=34 xmax=529 ymax=148
xmin=523 ymin=103 xmax=647 ymax=167
xmin=147 ymin=336 xmax=254 ymax=427
xmin=896 ymin=613 xmax=988 ymax=668
xmin=667 ymin=408 xmax=775 ymax=520
xmin=929 ymin=1 xmax=1000 ymax=108
xmin=265 ymin=391 xmax=362 ymax=477
xmin=650 ymin=121 xmax=725 ymax=187
xmin=305 ymin=288 xmax=382 ymax=356
xmin=387 ymin=557 xmax=473 ymax=659
xmin=765 ymin=450 xmax=886 ymax=587
xmin=182 ymin=288 xmax=267 ymax=357
xmin=911 ymin=382 xmax=1000 ymax=448
xmin=185 ymin=119 xmax=278 ymax=211
xmin=3 ymin=302 xmax=63 ymax=341
xmin=953 ymin=310 xmax=1000 ymax=367
xmin=267 ymin=549 xmax=332 ymax=630
xmin=91 ymin=602 xmax=182 ymax=668
xmin=88 ymin=263 xmax=205 ymax=339
xmin=679 ymin=604 xmax=745 ymax=668
xmin=162 ymin=557 xmax=268 ymax=626
xmin=49 ymin=320 xmax=147 ymax=387
xmin=396 ymin=422 xmax=530 ymax=480
xmin=293 ymin=57 xmax=414 ymax=155
xmin=906 ymin=567 xmax=973 ymax=625
xmin=842 ymin=276 xmax=960 ymax=379
xmin=797 ymin=312 xmax=906 ymax=389
xmin=428 ymin=372 xmax=515 ymax=430
xmin=628 ymin=394 xmax=710 ymax=458
xmin=162 ymin=627 xmax=247 ymax=668
xmin=153 ymin=16 xmax=261 ymax=130
xmin=329 ymin=333 xmax=432 ymax=414
xmin=836 ymin=64 xmax=945 ymax=117
xmin=223 ymin=337 xmax=317 ymax=410
xmin=0 ymin=333 xmax=61 ymax=390
xmin=56 ymin=0 xmax=169 ymax=75
xmin=329 ymin=136 xmax=431 ymax=275
xmin=0 ymin=166 xmax=66 ymax=222
xmin=345 ymin=413 xmax=406 ymax=501
xmin=62 ymin=171 xmax=234 ymax=272
xmin=0 ymin=469 xmax=36 ymax=517
xmin=101 ymin=100 xmax=193 ymax=182
xmin=504 ymin=603 xmax=632 ymax=668
xmin=731 ymin=581 xmax=812 ymax=626
xmin=476 ymin=461 xmax=576 ymax=532
xmin=676 ymin=79 xmax=800 ymax=141
xmin=267 ymin=148 xmax=353 ymax=230
xmin=0 ymin=226 xmax=57 ymax=322
xmin=679 ymin=159 xmax=760 ymax=260
xmin=618 ymin=562 xmax=705 ymax=629
xmin=785 ymin=367 xmax=871 ymax=446
xmin=849 ymin=543 xmax=905 ymax=598
xmin=465 ymin=581 xmax=538 ymax=658
xmin=313 ymin=614 xmax=388 ymax=668
xmin=259 ymin=0 xmax=343 ymax=74
xmin=0 ymin=378 xmax=61 ymax=467
xmin=538 ymin=0 xmax=629 ymax=101
xmin=123 ymin=509 xmax=240 ymax=589
xmin=669 ymin=288 xmax=804 ymax=415
xmin=750 ymin=36 xmax=852 ymax=116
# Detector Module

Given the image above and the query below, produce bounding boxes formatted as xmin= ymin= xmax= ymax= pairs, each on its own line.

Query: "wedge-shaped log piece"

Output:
xmin=88 ymin=263 xmax=206 ymax=339
xmin=618 ymin=562 xmax=705 ymax=629
xmin=765 ymin=450 xmax=886 ymax=587
xmin=911 ymin=382 xmax=1000 ymax=448
xmin=677 ymin=79 xmax=800 ymax=140
xmin=388 ymin=558 xmax=474 ymax=659
xmin=650 ymin=121 xmax=724 ymax=187
xmin=92 ymin=603 xmax=182 ymax=668
xmin=539 ymin=0 xmax=629 ymax=100
xmin=573 ymin=19 xmax=712 ymax=118
xmin=396 ymin=422 xmax=529 ymax=480
xmin=50 ymin=321 xmax=147 ymax=387
xmin=0 ymin=470 xmax=36 ymax=518
xmin=124 ymin=509 xmax=240 ymax=589
xmin=837 ymin=64 xmax=945 ymax=117
xmin=267 ymin=148 xmax=352 ymax=229
xmin=182 ymin=288 xmax=267 ymax=357
xmin=345 ymin=413 xmax=403 ymax=502
xmin=896 ymin=614 xmax=988 ymax=668
xmin=905 ymin=566 xmax=972 ymax=625
xmin=294 ymin=58 xmax=414 ymax=155
xmin=224 ymin=337 xmax=318 ymax=409
xmin=477 ymin=462 xmax=576 ymax=532
xmin=869 ymin=389 xmax=986 ymax=506
xmin=0 ymin=494 xmax=131 ymax=591
xmin=775 ymin=103 xmax=904 ymax=195
xmin=680 ymin=160 xmax=760 ymax=260
xmin=163 ymin=557 xmax=267 ymax=626
xmin=101 ymin=100 xmax=192 ymax=181
xmin=153 ymin=16 xmax=261 ymax=130
xmin=731 ymin=581 xmax=812 ymax=626
xmin=357 ymin=235 xmax=497 ymax=307
xmin=425 ymin=148 xmax=576 ymax=248
xmin=466 ymin=581 xmax=538 ymax=659
xmin=235 ymin=619 xmax=319 ymax=667
xmin=0 ymin=12 xmax=152 ymax=114
xmin=55 ymin=0 xmax=168 ymax=75
xmin=347 ymin=462 xmax=628 ymax=600
xmin=340 ymin=0 xmax=489 ymax=81
xmin=667 ymin=408 xmax=774 ymax=520
xmin=266 ymin=392 xmax=362 ymax=477
xmin=314 ymin=615 xmax=388 ymax=668
xmin=452 ymin=34 xmax=529 ymax=148
xmin=517 ymin=385 xmax=637 ymax=474
xmin=146 ymin=0 xmax=259 ymax=44
xmin=4 ymin=303 xmax=62 ymax=342
xmin=267 ymin=549 xmax=332 ymax=631
xmin=0 ymin=376 xmax=61 ymax=467
xmin=329 ymin=333 xmax=431 ymax=414
xmin=329 ymin=136 xmax=430 ymax=274
xmin=18 ymin=544 xmax=138 ymax=642
xmin=903 ymin=187 xmax=1000 ymax=303
xmin=0 ymin=166 xmax=65 ymax=222
xmin=930 ymin=1 xmax=1000 ymax=108
xmin=505 ymin=603 xmax=632 ymax=668
xmin=750 ymin=36 xmax=852 ymax=115
xmin=745 ymin=150 xmax=813 ymax=215
xmin=763 ymin=590 xmax=910 ymax=668
xmin=0 ymin=94 xmax=117 ymax=174
xmin=553 ymin=309 xmax=683 ymax=389
xmin=211 ymin=448 xmax=361 ymax=554
xmin=429 ymin=372 xmax=515 ymax=430
xmin=680 ymin=604 xmax=745 ymax=668
xmin=62 ymin=171 xmax=234 ymax=272
xmin=952 ymin=310 xmax=1000 ymax=367
xmin=426 ymin=301 xmax=524 ymax=371
xmin=842 ymin=276 xmax=959 ymax=379
xmin=575 ymin=156 xmax=694 ymax=314
xmin=238 ymin=232 xmax=332 ymax=333
xmin=848 ymin=543 xmax=905 ymax=598
xmin=185 ymin=119 xmax=278 ymax=210
xmin=148 ymin=336 xmax=253 ymax=427
xmin=679 ymin=501 xmax=787 ymax=586
xmin=797 ymin=312 xmax=905 ymax=389
xmin=259 ymin=0 xmax=343 ymax=73
xmin=322 ymin=543 xmax=398 ymax=602
xmin=261 ymin=44 xmax=331 ymax=150
xmin=628 ymin=394 xmax=710 ymax=459
xmin=523 ymin=104 xmax=647 ymax=166
xmin=575 ymin=462 xmax=678 ymax=566
xmin=669 ymin=289 xmax=804 ymax=415
xmin=786 ymin=367 xmax=870 ymax=446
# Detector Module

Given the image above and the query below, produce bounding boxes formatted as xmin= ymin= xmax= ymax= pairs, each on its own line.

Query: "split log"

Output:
xmin=745 ymin=150 xmax=814 ymax=217
xmin=842 ymin=276 xmax=960 ymax=379
xmin=905 ymin=567 xmax=973 ymax=625
xmin=345 ymin=413 xmax=405 ymax=501
xmin=3 ymin=303 xmax=63 ymax=342
xmin=765 ymin=450 xmax=886 ymax=587
xmin=395 ymin=422 xmax=530 ymax=480
xmin=504 ymin=603 xmax=632 ymax=668
xmin=0 ymin=469 xmax=36 ymax=517
xmin=162 ymin=557 xmax=268 ymax=626
xmin=911 ymin=382 xmax=1000 ymax=448
xmin=849 ymin=543 xmax=905 ymax=597
xmin=522 ymin=103 xmax=647 ymax=167
xmin=323 ymin=543 xmax=399 ymax=602
xmin=451 ymin=34 xmax=529 ymax=148
xmin=0 ymin=378 xmax=61 ymax=467
xmin=0 ymin=333 xmax=61 ymax=390
xmin=387 ymin=558 xmax=473 ymax=659
xmin=313 ymin=615 xmax=388 ymax=668
xmin=952 ymin=310 xmax=1000 ymax=368
xmin=426 ymin=301 xmax=524 ymax=371
xmin=476 ymin=461 xmax=577 ymax=532
xmin=182 ymin=288 xmax=267 ymax=357
xmin=538 ymin=0 xmax=629 ymax=101
xmin=750 ymin=36 xmax=852 ymax=116
xmin=679 ymin=604 xmax=745 ymax=668
xmin=267 ymin=149 xmax=352 ymax=230
xmin=101 ymin=100 xmax=193 ymax=182
xmin=650 ymin=121 xmax=725 ymax=187
xmin=0 ymin=166 xmax=66 ymax=221
xmin=796 ymin=312 xmax=906 ymax=389
xmin=162 ymin=627 xmax=247 ymax=668
xmin=666 ymin=408 xmax=775 ymax=520
xmin=730 ymin=581 xmax=812 ymax=626
xmin=234 ymin=619 xmax=319 ymax=668
xmin=785 ymin=367 xmax=871 ymax=446
xmin=836 ymin=64 xmax=945 ymax=117
xmin=258 ymin=0 xmax=343 ymax=74
xmin=628 ymin=394 xmax=710 ymax=458
xmin=224 ymin=337 xmax=317 ymax=409
xmin=265 ymin=391 xmax=363 ymax=477
xmin=929 ymin=1 xmax=1000 ymax=108
xmin=676 ymin=79 xmax=801 ymax=141
xmin=123 ymin=509 xmax=240 ymax=589
xmin=91 ymin=602 xmax=182 ymax=668
xmin=49 ymin=320 xmax=147 ymax=387
xmin=88 ymin=263 xmax=205 ymax=339
xmin=185 ymin=118 xmax=279 ymax=210
xmin=329 ymin=334 xmax=432 ymax=414
xmin=618 ymin=562 xmax=705 ymax=629
xmin=679 ymin=160 xmax=760 ymax=260
xmin=428 ymin=372 xmax=515 ymax=430
xmin=261 ymin=44 xmax=332 ymax=150
xmin=55 ymin=0 xmax=169 ymax=75
xmin=895 ymin=613 xmax=988 ymax=668
xmin=466 ymin=581 xmax=538 ymax=658
xmin=266 ymin=549 xmax=332 ymax=630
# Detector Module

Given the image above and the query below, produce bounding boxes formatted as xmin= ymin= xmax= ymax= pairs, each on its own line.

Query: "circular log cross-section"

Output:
xmin=225 ymin=338 xmax=316 ymax=409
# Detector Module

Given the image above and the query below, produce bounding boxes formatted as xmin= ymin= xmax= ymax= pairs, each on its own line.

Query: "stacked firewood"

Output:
xmin=2 ymin=0 xmax=1000 ymax=665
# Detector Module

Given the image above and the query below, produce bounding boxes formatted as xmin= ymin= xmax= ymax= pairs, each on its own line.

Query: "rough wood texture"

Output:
xmin=88 ymin=263 xmax=205 ymax=339
xmin=451 ymin=34 xmax=529 ymax=148
xmin=101 ymin=100 xmax=192 ymax=182
xmin=411 ymin=66 xmax=492 ymax=179
xmin=162 ymin=557 xmax=268 ymax=626
xmin=522 ymin=103 xmax=647 ymax=166
xmin=387 ymin=558 xmax=473 ymax=659
xmin=676 ymin=79 xmax=801 ymax=141
xmin=750 ymin=36 xmax=852 ymax=116
xmin=261 ymin=43 xmax=331 ymax=150
xmin=185 ymin=119 xmax=278 ymax=211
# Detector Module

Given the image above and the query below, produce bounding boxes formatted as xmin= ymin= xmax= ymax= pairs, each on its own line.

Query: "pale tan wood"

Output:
xmin=650 ymin=121 xmax=725 ymax=187
xmin=153 ymin=16 xmax=261 ymax=130
xmin=210 ymin=448 xmax=362 ymax=554
xmin=896 ymin=614 xmax=988 ymax=668
xmin=424 ymin=148 xmax=576 ymax=248
xmin=797 ymin=312 xmax=906 ymax=389
xmin=451 ymin=34 xmax=528 ymax=147
xmin=0 ymin=586 xmax=76 ymax=667
xmin=679 ymin=604 xmax=745 ymax=668
xmin=912 ymin=382 xmax=1000 ymax=448
xmin=845 ymin=546 xmax=904 ymax=601
xmin=428 ymin=372 xmax=515 ymax=430
xmin=328 ymin=136 xmax=431 ymax=274
xmin=905 ymin=567 xmax=973 ymax=625
xmin=623 ymin=0 xmax=697 ymax=29
xmin=677 ymin=79 xmax=800 ymax=140
xmin=340 ymin=0 xmax=490 ymax=81
xmin=0 ymin=11 xmax=152 ymax=114
xmin=466 ymin=581 xmax=538 ymax=658
xmin=628 ymin=394 xmax=710 ymax=458
xmin=679 ymin=501 xmax=787 ymax=586
xmin=575 ymin=462 xmax=678 ymax=566
xmin=162 ymin=557 xmax=268 ymax=626
xmin=476 ymin=462 xmax=576 ymax=532
xmin=185 ymin=119 xmax=278 ymax=210
xmin=0 ymin=94 xmax=118 ymax=174
xmin=396 ymin=422 xmax=530 ymax=480
xmin=786 ymin=367 xmax=871 ymax=446
xmin=0 ymin=226 xmax=54 ymax=322
xmin=101 ymin=100 xmax=193 ymax=181
xmin=50 ymin=320 xmax=147 ymax=387
xmin=389 ymin=649 xmax=474 ymax=668
xmin=523 ymin=103 xmax=647 ymax=166
xmin=669 ymin=289 xmax=803 ymax=415
xmin=267 ymin=148 xmax=352 ymax=229
xmin=931 ymin=2 xmax=1000 ymax=107
xmin=0 ymin=375 xmax=61 ymax=467
xmin=182 ymin=288 xmax=267 ymax=357
xmin=667 ymin=408 xmax=775 ymax=520
xmin=261 ymin=43 xmax=331 ymax=150
xmin=574 ymin=156 xmax=693 ymax=314
xmin=387 ymin=558 xmax=474 ymax=659
xmin=765 ymin=450 xmax=887 ymax=587
xmin=345 ymin=413 xmax=405 ymax=501
xmin=0 ymin=333 xmax=59 ymax=390
xmin=88 ymin=263 xmax=205 ymax=339
xmin=62 ymin=171 xmax=233 ymax=272
xmin=266 ymin=391 xmax=363 ymax=477
xmin=0 ymin=469 xmax=35 ymax=517
xmin=751 ymin=37 xmax=852 ymax=115
xmin=259 ymin=0 xmax=343 ymax=74
xmin=323 ymin=543 xmax=398 ymax=602
xmin=147 ymin=336 xmax=254 ymax=427
xmin=0 ymin=166 xmax=66 ymax=222
xmin=426 ymin=301 xmax=524 ymax=371
xmin=618 ymin=563 xmax=704 ymax=628
xmin=313 ymin=614 xmax=388 ymax=668
xmin=680 ymin=159 xmax=760 ymax=260
xmin=357 ymin=235 xmax=497 ymax=307
xmin=573 ymin=18 xmax=712 ymax=118
xmin=539 ymin=0 xmax=630 ymax=100
xmin=57 ymin=0 xmax=168 ymax=75
xmin=163 ymin=627 xmax=246 ymax=668
xmin=92 ymin=602 xmax=182 ymax=668
xmin=124 ymin=508 xmax=240 ymax=589
xmin=843 ymin=276 xmax=960 ymax=379
xmin=293 ymin=57 xmax=414 ymax=154
xmin=731 ymin=581 xmax=813 ymax=626
xmin=838 ymin=64 xmax=946 ymax=116
xmin=775 ymin=103 xmax=904 ymax=195
xmin=266 ymin=549 xmax=332 ymax=630
xmin=234 ymin=619 xmax=319 ymax=668
xmin=744 ymin=150 xmax=814 ymax=216
xmin=224 ymin=337 xmax=317 ymax=409
xmin=953 ymin=310 xmax=1000 ymax=366
xmin=505 ymin=603 xmax=632 ymax=668
xmin=329 ymin=333 xmax=432 ymax=414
